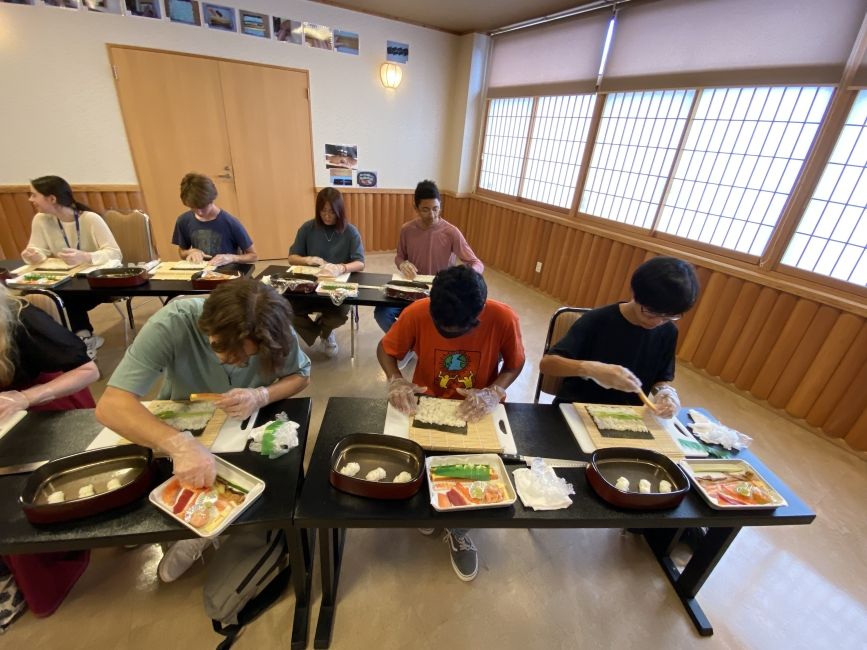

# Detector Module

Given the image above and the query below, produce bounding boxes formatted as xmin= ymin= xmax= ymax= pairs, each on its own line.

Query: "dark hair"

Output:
xmin=429 ymin=266 xmax=487 ymax=329
xmin=180 ymin=173 xmax=218 ymax=209
xmin=314 ymin=187 xmax=347 ymax=233
xmin=198 ymin=279 xmax=296 ymax=377
xmin=631 ymin=256 xmax=700 ymax=315
xmin=414 ymin=179 xmax=441 ymax=208
xmin=30 ymin=176 xmax=91 ymax=213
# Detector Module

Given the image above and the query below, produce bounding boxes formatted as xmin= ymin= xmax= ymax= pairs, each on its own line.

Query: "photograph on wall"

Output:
xmin=333 ymin=29 xmax=359 ymax=55
xmin=124 ymin=0 xmax=159 ymax=16
xmin=330 ymin=169 xmax=353 ymax=187
xmin=202 ymin=2 xmax=235 ymax=31
xmin=165 ymin=0 xmax=200 ymax=25
xmin=83 ymin=0 xmax=123 ymax=12
xmin=273 ymin=17 xmax=302 ymax=43
xmin=44 ymin=0 xmax=80 ymax=9
xmin=387 ymin=40 xmax=409 ymax=63
xmin=304 ymin=22 xmax=333 ymax=50
xmin=325 ymin=144 xmax=358 ymax=170
xmin=240 ymin=10 xmax=269 ymax=38
xmin=356 ymin=171 xmax=378 ymax=188
xmin=2 ymin=0 xmax=36 ymax=5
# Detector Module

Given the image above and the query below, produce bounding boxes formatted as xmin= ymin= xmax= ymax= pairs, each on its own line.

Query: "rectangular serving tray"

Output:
xmin=426 ymin=453 xmax=517 ymax=512
xmin=681 ymin=458 xmax=787 ymax=510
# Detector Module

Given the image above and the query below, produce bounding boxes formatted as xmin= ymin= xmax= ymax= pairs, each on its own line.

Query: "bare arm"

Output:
xmin=96 ymin=386 xmax=182 ymax=451
xmin=539 ymin=354 xmax=641 ymax=393
xmin=377 ymin=340 xmax=401 ymax=381
xmin=19 ymin=361 xmax=99 ymax=407
xmin=209 ymin=244 xmax=258 ymax=267
xmin=288 ymin=253 xmax=325 ymax=266
xmin=261 ymin=373 xmax=310 ymax=402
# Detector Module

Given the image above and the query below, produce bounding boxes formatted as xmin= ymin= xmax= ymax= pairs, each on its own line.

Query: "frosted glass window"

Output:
xmin=478 ymin=98 xmax=533 ymax=197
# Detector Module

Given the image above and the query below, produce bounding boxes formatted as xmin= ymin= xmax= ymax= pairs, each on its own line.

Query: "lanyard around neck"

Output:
xmin=55 ymin=209 xmax=81 ymax=250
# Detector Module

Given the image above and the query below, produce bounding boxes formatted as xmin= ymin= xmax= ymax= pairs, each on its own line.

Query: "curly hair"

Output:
xmin=198 ymin=279 xmax=295 ymax=377
xmin=429 ymin=266 xmax=487 ymax=329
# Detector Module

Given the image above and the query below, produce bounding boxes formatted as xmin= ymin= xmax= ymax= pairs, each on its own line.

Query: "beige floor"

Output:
xmin=5 ymin=253 xmax=866 ymax=650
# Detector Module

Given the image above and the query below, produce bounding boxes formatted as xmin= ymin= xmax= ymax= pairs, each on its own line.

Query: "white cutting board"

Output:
xmin=383 ymin=403 xmax=517 ymax=455
xmin=0 ymin=410 xmax=27 ymax=442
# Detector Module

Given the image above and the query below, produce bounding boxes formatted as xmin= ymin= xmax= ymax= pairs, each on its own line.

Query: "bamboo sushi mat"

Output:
xmin=107 ymin=401 xmax=227 ymax=449
xmin=574 ymin=403 xmax=684 ymax=460
xmin=149 ymin=262 xmax=202 ymax=280
xmin=409 ymin=414 xmax=503 ymax=453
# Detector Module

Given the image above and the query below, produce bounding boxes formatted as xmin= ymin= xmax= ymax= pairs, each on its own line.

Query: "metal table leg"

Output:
xmin=289 ymin=526 xmax=314 ymax=650
xmin=350 ymin=305 xmax=358 ymax=359
xmin=644 ymin=527 xmax=741 ymax=636
xmin=314 ymin=528 xmax=346 ymax=649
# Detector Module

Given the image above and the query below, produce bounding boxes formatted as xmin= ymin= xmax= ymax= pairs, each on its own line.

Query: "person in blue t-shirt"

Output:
xmin=171 ymin=173 xmax=258 ymax=267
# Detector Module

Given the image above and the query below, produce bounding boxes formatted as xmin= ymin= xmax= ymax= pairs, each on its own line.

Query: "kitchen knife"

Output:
xmin=501 ymin=454 xmax=587 ymax=468
xmin=0 ymin=460 xmax=48 ymax=476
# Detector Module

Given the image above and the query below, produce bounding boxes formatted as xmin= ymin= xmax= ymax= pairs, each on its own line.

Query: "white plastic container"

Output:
xmin=426 ymin=453 xmax=517 ymax=512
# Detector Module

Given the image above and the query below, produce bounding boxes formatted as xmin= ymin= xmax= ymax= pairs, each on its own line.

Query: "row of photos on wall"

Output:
xmin=3 ymin=0 xmax=410 ymax=60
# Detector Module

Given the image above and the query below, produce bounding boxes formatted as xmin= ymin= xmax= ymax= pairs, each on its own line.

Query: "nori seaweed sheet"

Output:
xmin=411 ymin=419 xmax=468 ymax=435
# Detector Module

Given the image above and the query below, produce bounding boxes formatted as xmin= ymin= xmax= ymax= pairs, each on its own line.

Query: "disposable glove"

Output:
xmin=215 ymin=387 xmax=269 ymax=420
xmin=58 ymin=248 xmax=91 ymax=266
xmin=584 ymin=361 xmax=641 ymax=393
xmin=208 ymin=253 xmax=235 ymax=267
xmin=162 ymin=431 xmax=216 ymax=488
xmin=387 ymin=377 xmax=427 ymax=416
xmin=398 ymin=261 xmax=418 ymax=280
xmin=21 ymin=248 xmax=46 ymax=265
xmin=651 ymin=385 xmax=680 ymax=419
xmin=0 ymin=391 xmax=29 ymax=420
xmin=320 ymin=263 xmax=345 ymax=277
xmin=186 ymin=249 xmax=205 ymax=264
xmin=456 ymin=385 xmax=506 ymax=422
xmin=305 ymin=256 xmax=326 ymax=267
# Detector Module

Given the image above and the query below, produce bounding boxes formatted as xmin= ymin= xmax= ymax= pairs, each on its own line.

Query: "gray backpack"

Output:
xmin=203 ymin=529 xmax=290 ymax=649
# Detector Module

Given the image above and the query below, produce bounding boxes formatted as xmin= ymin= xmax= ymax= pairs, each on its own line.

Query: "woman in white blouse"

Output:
xmin=21 ymin=175 xmax=122 ymax=358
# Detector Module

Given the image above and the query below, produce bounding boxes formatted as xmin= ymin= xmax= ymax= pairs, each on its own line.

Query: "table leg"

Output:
xmin=314 ymin=528 xmax=346 ymax=649
xmin=350 ymin=306 xmax=357 ymax=359
xmin=289 ymin=527 xmax=314 ymax=650
xmin=644 ymin=527 xmax=740 ymax=637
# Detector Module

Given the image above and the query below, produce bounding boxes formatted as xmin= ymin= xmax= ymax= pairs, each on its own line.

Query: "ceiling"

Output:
xmin=308 ymin=0 xmax=611 ymax=35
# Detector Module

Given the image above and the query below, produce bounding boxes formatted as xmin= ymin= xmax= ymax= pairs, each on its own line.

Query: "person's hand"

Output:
xmin=320 ymin=263 xmax=345 ymax=277
xmin=186 ymin=249 xmax=205 ymax=264
xmin=0 ymin=391 xmax=29 ymax=420
xmin=398 ymin=261 xmax=418 ymax=280
xmin=387 ymin=376 xmax=427 ymax=415
xmin=162 ymin=431 xmax=216 ymax=488
xmin=21 ymin=247 xmax=46 ymax=265
xmin=58 ymin=248 xmax=91 ymax=266
xmin=214 ymin=387 xmax=269 ymax=420
xmin=456 ymin=385 xmax=506 ymax=422
xmin=208 ymin=253 xmax=235 ymax=267
xmin=583 ymin=361 xmax=642 ymax=393
xmin=306 ymin=256 xmax=326 ymax=267
xmin=651 ymin=386 xmax=680 ymax=419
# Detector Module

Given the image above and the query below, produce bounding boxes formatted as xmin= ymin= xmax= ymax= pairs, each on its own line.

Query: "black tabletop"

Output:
xmin=294 ymin=398 xmax=815 ymax=530
xmin=0 ymin=398 xmax=311 ymax=554
xmin=257 ymin=265 xmax=410 ymax=308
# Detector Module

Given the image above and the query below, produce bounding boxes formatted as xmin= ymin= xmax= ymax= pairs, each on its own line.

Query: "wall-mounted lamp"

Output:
xmin=380 ymin=62 xmax=403 ymax=89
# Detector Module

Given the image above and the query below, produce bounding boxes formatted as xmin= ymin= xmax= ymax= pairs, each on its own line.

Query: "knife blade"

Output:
xmin=501 ymin=454 xmax=587 ymax=468
xmin=0 ymin=460 xmax=49 ymax=476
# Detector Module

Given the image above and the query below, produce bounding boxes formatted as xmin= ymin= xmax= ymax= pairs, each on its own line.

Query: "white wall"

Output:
xmin=0 ymin=0 xmax=462 ymax=189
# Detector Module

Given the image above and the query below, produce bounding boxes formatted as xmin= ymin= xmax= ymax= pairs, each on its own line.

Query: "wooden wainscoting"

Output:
xmin=339 ymin=189 xmax=416 ymax=252
xmin=0 ymin=185 xmax=147 ymax=259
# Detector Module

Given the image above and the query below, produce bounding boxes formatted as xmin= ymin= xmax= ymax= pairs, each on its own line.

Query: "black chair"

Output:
xmin=533 ymin=306 xmax=590 ymax=403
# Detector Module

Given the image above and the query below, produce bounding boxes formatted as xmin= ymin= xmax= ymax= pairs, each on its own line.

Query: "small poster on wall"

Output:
xmin=202 ymin=2 xmax=235 ymax=31
xmin=325 ymin=144 xmax=358 ymax=170
xmin=387 ymin=40 xmax=409 ymax=64
xmin=240 ymin=10 xmax=269 ymax=38
xmin=165 ymin=0 xmax=200 ymax=25
xmin=125 ymin=0 xmax=159 ymax=17
xmin=2 ymin=0 xmax=36 ymax=5
xmin=330 ymin=169 xmax=353 ymax=187
xmin=356 ymin=171 xmax=378 ymax=188
xmin=272 ymin=17 xmax=302 ymax=43
xmin=304 ymin=22 xmax=333 ymax=50
xmin=333 ymin=30 xmax=359 ymax=55
xmin=44 ymin=0 xmax=80 ymax=9
xmin=83 ymin=0 xmax=123 ymax=11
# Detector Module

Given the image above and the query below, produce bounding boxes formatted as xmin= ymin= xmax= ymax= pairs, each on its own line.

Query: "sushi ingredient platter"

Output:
xmin=681 ymin=459 xmax=787 ymax=510
xmin=7 ymin=272 xmax=72 ymax=289
xmin=427 ymin=453 xmax=517 ymax=511
xmin=149 ymin=457 xmax=265 ymax=537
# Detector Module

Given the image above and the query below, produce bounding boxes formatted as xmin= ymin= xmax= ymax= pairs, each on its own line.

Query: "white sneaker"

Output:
xmin=157 ymin=537 xmax=213 ymax=582
xmin=398 ymin=350 xmax=416 ymax=370
xmin=321 ymin=331 xmax=338 ymax=358
xmin=77 ymin=332 xmax=104 ymax=360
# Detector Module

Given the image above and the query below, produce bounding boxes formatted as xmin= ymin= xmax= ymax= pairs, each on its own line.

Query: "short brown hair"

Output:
xmin=198 ymin=279 xmax=295 ymax=377
xmin=180 ymin=173 xmax=218 ymax=209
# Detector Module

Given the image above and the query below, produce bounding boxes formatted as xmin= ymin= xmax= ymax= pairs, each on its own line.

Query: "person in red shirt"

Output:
xmin=377 ymin=266 xmax=525 ymax=581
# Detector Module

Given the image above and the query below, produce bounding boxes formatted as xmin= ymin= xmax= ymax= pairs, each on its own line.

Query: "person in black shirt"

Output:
xmin=539 ymin=256 xmax=699 ymax=418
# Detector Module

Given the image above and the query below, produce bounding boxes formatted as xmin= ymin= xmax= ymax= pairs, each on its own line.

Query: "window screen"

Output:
xmin=478 ymin=97 xmax=533 ymax=197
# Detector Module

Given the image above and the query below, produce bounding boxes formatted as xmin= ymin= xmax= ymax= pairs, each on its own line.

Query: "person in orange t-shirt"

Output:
xmin=377 ymin=266 xmax=525 ymax=582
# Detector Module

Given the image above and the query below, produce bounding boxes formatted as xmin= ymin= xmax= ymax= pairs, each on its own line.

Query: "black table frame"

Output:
xmin=0 ymin=398 xmax=314 ymax=649
xmin=294 ymin=398 xmax=815 ymax=648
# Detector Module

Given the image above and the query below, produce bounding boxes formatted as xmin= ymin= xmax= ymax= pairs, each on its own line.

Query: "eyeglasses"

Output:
xmin=640 ymin=305 xmax=682 ymax=322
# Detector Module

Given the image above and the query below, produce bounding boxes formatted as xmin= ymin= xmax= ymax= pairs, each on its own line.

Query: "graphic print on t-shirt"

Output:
xmin=434 ymin=348 xmax=480 ymax=392
xmin=191 ymin=229 xmax=223 ymax=257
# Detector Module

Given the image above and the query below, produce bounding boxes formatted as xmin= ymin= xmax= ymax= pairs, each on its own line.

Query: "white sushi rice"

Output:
xmin=659 ymin=480 xmax=673 ymax=493
xmin=392 ymin=471 xmax=412 ymax=484
xmin=414 ymin=397 xmax=466 ymax=428
xmin=586 ymin=405 xmax=649 ymax=433
xmin=78 ymin=484 xmax=95 ymax=498
xmin=638 ymin=479 xmax=652 ymax=494
xmin=47 ymin=491 xmax=65 ymax=504
xmin=339 ymin=462 xmax=361 ymax=477
xmin=365 ymin=467 xmax=387 ymax=482
xmin=615 ymin=476 xmax=630 ymax=491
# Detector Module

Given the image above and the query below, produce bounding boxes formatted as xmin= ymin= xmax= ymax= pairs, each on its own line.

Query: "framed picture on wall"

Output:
xmin=83 ymin=0 xmax=123 ymax=13
xmin=387 ymin=40 xmax=409 ymax=64
xmin=202 ymin=2 xmax=235 ymax=31
xmin=44 ymin=0 xmax=81 ymax=9
xmin=125 ymin=0 xmax=160 ymax=17
xmin=2 ymin=0 xmax=36 ymax=5
xmin=303 ymin=22 xmax=333 ymax=50
xmin=272 ymin=17 xmax=302 ymax=44
xmin=333 ymin=30 xmax=359 ymax=55
xmin=164 ymin=0 xmax=200 ymax=25
xmin=240 ymin=10 xmax=269 ymax=38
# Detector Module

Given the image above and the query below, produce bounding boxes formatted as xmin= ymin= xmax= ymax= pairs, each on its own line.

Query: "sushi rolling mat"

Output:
xmin=383 ymin=403 xmax=516 ymax=454
xmin=148 ymin=262 xmax=201 ymax=280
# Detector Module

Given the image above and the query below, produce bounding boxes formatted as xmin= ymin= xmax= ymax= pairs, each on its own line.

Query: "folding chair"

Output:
xmin=533 ymin=307 xmax=590 ymax=403
xmin=21 ymin=289 xmax=70 ymax=330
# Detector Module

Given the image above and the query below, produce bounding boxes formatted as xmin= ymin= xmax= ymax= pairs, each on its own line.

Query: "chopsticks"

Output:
xmin=637 ymin=389 xmax=658 ymax=412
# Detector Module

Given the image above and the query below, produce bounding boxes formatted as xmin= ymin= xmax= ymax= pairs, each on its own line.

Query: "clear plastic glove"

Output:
xmin=0 ymin=391 xmax=29 ymax=419
xmin=186 ymin=249 xmax=205 ymax=264
xmin=208 ymin=253 xmax=235 ymax=267
xmin=398 ymin=261 xmax=418 ymax=280
xmin=455 ymin=385 xmax=506 ymax=422
xmin=320 ymin=263 xmax=344 ymax=277
xmin=306 ymin=256 xmax=326 ymax=267
xmin=584 ymin=361 xmax=641 ymax=393
xmin=58 ymin=248 xmax=91 ymax=266
xmin=387 ymin=376 xmax=427 ymax=416
xmin=21 ymin=247 xmax=46 ymax=265
xmin=214 ymin=387 xmax=269 ymax=420
xmin=652 ymin=386 xmax=680 ymax=419
xmin=162 ymin=431 xmax=216 ymax=488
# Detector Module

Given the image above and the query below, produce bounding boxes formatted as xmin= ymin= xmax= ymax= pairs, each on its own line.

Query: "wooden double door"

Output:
xmin=109 ymin=45 xmax=314 ymax=260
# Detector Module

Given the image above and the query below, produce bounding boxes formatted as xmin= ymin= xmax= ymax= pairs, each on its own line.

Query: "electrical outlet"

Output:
xmin=535 ymin=261 xmax=542 ymax=273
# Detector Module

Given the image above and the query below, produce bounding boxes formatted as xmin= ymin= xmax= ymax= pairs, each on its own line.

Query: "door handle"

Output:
xmin=217 ymin=173 xmax=233 ymax=179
